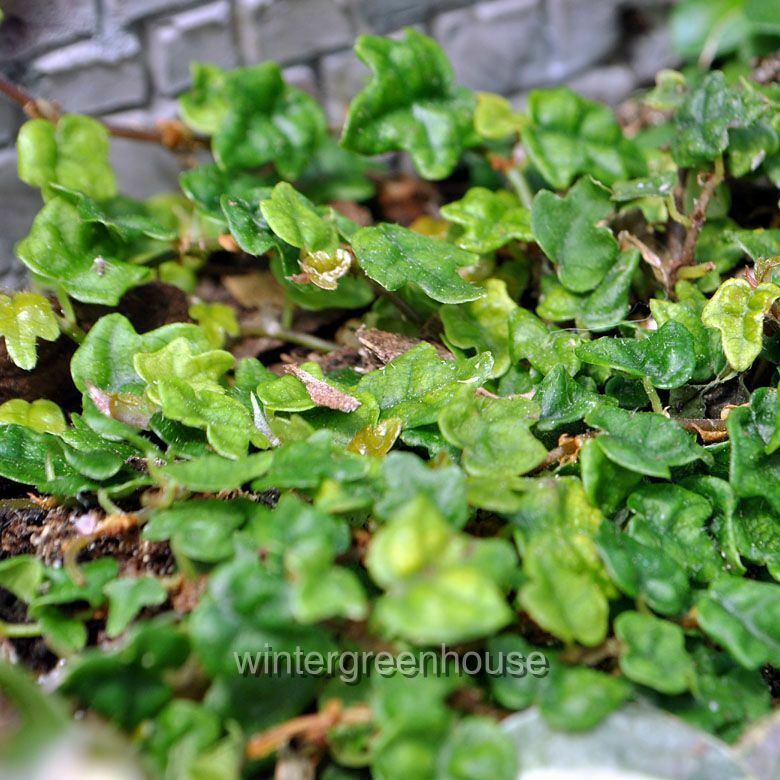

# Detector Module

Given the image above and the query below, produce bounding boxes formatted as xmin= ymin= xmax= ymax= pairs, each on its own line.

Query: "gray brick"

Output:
xmin=103 ymin=0 xmax=199 ymax=25
xmin=236 ymin=0 xmax=355 ymax=64
xmin=629 ymin=23 xmax=678 ymax=84
xmin=0 ymin=100 xmax=25 ymax=148
xmin=565 ymin=64 xmax=637 ymax=105
xmin=544 ymin=0 xmax=621 ymax=81
xmin=320 ymin=48 xmax=369 ymax=126
xmin=283 ymin=64 xmax=320 ymax=98
xmin=148 ymin=1 xmax=237 ymax=96
xmin=0 ymin=149 xmax=37 ymax=290
xmin=432 ymin=0 xmax=548 ymax=94
xmin=354 ymin=0 xmax=432 ymax=33
xmin=30 ymin=34 xmax=147 ymax=115
xmin=109 ymin=137 xmax=188 ymax=201
xmin=0 ymin=0 xmax=97 ymax=63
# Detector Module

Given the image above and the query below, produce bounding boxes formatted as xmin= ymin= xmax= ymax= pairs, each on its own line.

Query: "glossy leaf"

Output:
xmin=341 ymin=29 xmax=476 ymax=180
xmin=0 ymin=292 xmax=59 ymax=370
xmin=531 ymin=177 xmax=619 ymax=293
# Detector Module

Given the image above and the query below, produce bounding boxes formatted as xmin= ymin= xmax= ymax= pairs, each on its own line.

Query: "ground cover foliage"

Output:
xmin=2 ymin=17 xmax=780 ymax=779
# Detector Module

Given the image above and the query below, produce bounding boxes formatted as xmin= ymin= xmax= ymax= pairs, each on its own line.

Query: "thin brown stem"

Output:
xmin=0 ymin=74 xmax=206 ymax=152
xmin=672 ymin=157 xmax=725 ymax=282
xmin=245 ymin=701 xmax=373 ymax=761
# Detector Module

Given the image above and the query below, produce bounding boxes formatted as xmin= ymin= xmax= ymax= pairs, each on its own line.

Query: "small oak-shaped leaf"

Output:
xmin=627 ymin=484 xmax=722 ymax=583
xmin=103 ymin=576 xmax=167 ymax=638
xmin=438 ymin=717 xmax=518 ymax=780
xmin=0 ymin=555 xmax=44 ymax=603
xmin=534 ymin=365 xmax=610 ymax=432
xmin=71 ymin=314 xmax=210 ymax=394
xmin=178 ymin=62 xmax=229 ymax=135
xmin=0 ymin=292 xmax=59 ymax=370
xmin=615 ymin=611 xmax=693 ymax=694
xmin=697 ymin=575 xmax=780 ymax=670
xmin=576 ymin=320 xmax=696 ymax=389
xmin=596 ymin=522 xmax=690 ymax=616
xmin=728 ymin=388 xmax=780 ymax=514
xmin=51 ymin=185 xmax=176 ymax=242
xmin=538 ymin=248 xmax=640 ymax=333
xmin=180 ymin=163 xmax=273 ymax=222
xmin=220 ymin=195 xmax=275 ymax=255
xmin=341 ymin=29 xmax=476 ymax=180
xmin=213 ymin=63 xmax=327 ymax=179
xmin=701 ymin=277 xmax=780 ymax=372
xmin=531 ymin=177 xmax=619 ymax=293
xmin=357 ymin=344 xmax=494 ymax=427
xmin=17 ymin=116 xmax=116 ymax=201
xmin=0 ymin=399 xmax=66 ymax=435
xmin=440 ymin=187 xmax=533 ymax=253
xmin=672 ymin=72 xmax=767 ymax=167
xmin=522 ymin=87 xmax=646 ymax=189
xmin=260 ymin=182 xmax=339 ymax=253
xmin=441 ymin=278 xmax=517 ymax=378
xmin=134 ymin=338 xmax=235 ymax=403
xmin=351 ymin=223 xmax=483 ymax=304
xmin=438 ymin=388 xmax=545 ymax=477
xmin=584 ymin=405 xmax=711 ymax=478
xmin=649 ymin=281 xmax=724 ymax=382
xmin=188 ymin=301 xmax=240 ymax=348
xmin=15 ymin=198 xmax=152 ymax=305
xmin=510 ymin=308 xmax=582 ymax=376
xmin=474 ymin=92 xmax=524 ymax=140
xmin=160 ymin=452 xmax=272 ymax=493
xmin=580 ymin=436 xmax=642 ymax=516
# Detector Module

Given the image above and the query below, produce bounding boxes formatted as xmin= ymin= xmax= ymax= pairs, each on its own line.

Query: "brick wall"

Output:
xmin=0 ymin=0 xmax=676 ymax=286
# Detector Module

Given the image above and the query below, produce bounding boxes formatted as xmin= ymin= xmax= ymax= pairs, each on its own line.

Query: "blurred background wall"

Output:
xmin=0 ymin=0 xmax=677 ymax=286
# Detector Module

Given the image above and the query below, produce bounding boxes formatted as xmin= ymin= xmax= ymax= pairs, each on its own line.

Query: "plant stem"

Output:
xmin=241 ymin=324 xmax=338 ymax=353
xmin=54 ymin=287 xmax=86 ymax=343
xmin=506 ymin=167 xmax=534 ymax=210
xmin=0 ymin=620 xmax=43 ymax=638
xmin=642 ymin=376 xmax=664 ymax=414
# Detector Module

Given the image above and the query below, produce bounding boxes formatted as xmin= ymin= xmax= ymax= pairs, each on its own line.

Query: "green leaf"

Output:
xmin=671 ymin=0 xmax=750 ymax=60
xmin=522 ymin=87 xmax=645 ymax=189
xmin=212 ymin=63 xmax=327 ymax=179
xmin=649 ymin=282 xmax=724 ymax=382
xmin=627 ymin=484 xmax=722 ymax=583
xmin=440 ymin=187 xmax=533 ymax=253
xmin=374 ymin=451 xmax=468 ymax=528
xmin=615 ymin=611 xmax=693 ymax=694
xmin=351 ymin=223 xmax=483 ymax=304
xmin=357 ymin=343 xmax=492 ymax=427
xmin=580 ymin=436 xmax=643 ymax=516
xmin=260 ymin=182 xmax=339 ymax=253
xmin=728 ymin=388 xmax=780 ymax=514
xmin=576 ymin=320 xmax=697 ymax=389
xmin=534 ymin=366 xmax=610 ymax=432
xmin=539 ymin=667 xmax=630 ymax=731
xmin=32 ymin=558 xmax=118 ymax=613
xmin=510 ymin=308 xmax=582 ymax=376
xmin=71 ymin=313 xmax=210 ymax=393
xmin=596 ymin=522 xmax=690 ymax=616
xmin=220 ymin=195 xmax=275 ymax=255
xmin=0 ymin=292 xmax=59 ymax=370
xmin=180 ymin=163 xmax=273 ymax=222
xmin=531 ymin=177 xmax=619 ymax=293
xmin=188 ymin=301 xmax=240 ymax=348
xmin=672 ymin=72 xmax=768 ymax=167
xmin=367 ymin=497 xmax=514 ymax=644
xmin=341 ymin=29 xmax=476 ymax=180
xmin=15 ymin=198 xmax=152 ymax=305
xmin=51 ymin=185 xmax=177 ymax=242
xmin=178 ymin=62 xmax=229 ymax=135
xmin=437 ymin=717 xmax=518 ymax=780
xmin=144 ymin=499 xmax=260 ymax=562
xmin=537 ymin=248 xmax=640 ymax=332
xmin=0 ymin=555 xmax=44 ymax=603
xmin=17 ymin=115 xmax=116 ymax=200
xmin=438 ymin=388 xmax=545 ymax=477
xmin=104 ymin=577 xmax=167 ymax=638
xmin=697 ymin=575 xmax=780 ymax=669
xmin=160 ymin=452 xmax=272 ymax=492
xmin=441 ymin=278 xmax=517 ymax=378
xmin=701 ymin=277 xmax=780 ymax=372
xmin=474 ymin=92 xmax=524 ymax=140
xmin=584 ymin=405 xmax=712 ymax=478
